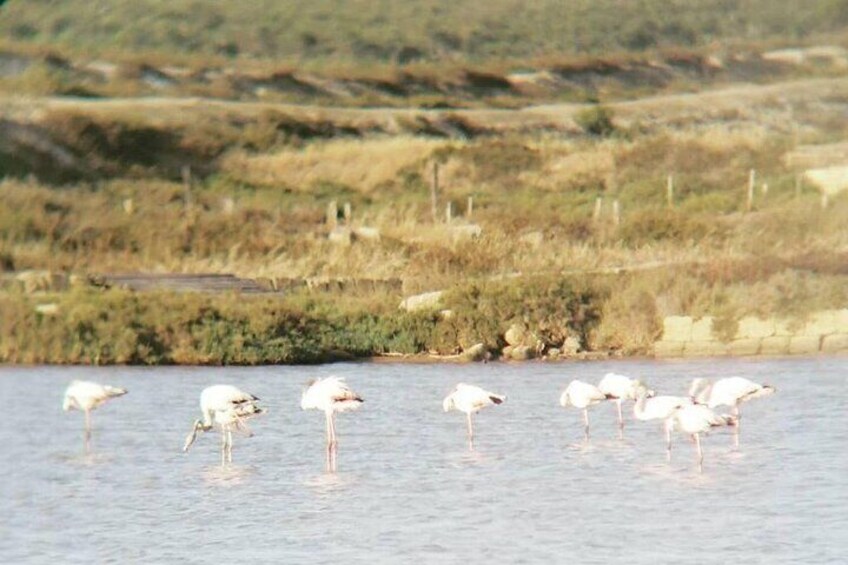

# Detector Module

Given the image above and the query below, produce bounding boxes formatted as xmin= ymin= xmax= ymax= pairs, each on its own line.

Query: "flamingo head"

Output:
xmin=632 ymin=380 xmax=655 ymax=399
xmin=182 ymin=419 xmax=204 ymax=453
xmin=62 ymin=395 xmax=74 ymax=411
xmin=688 ymin=378 xmax=709 ymax=402
xmin=442 ymin=395 xmax=455 ymax=412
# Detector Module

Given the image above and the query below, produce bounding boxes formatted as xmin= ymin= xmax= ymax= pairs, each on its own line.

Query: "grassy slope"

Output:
xmin=1 ymin=1 xmax=847 ymax=363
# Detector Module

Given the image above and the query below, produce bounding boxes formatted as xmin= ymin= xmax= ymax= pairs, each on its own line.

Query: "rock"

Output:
xmin=439 ymin=309 xmax=454 ymax=320
xmin=662 ymin=316 xmax=693 ymax=342
xmin=802 ymin=310 xmax=848 ymax=336
xmin=504 ymin=323 xmax=527 ymax=346
xmin=821 ymin=334 xmax=848 ymax=353
xmin=510 ymin=345 xmax=535 ymax=361
xmin=501 ymin=345 xmax=514 ymax=359
xmin=728 ymin=338 xmax=762 ymax=356
xmin=690 ymin=316 xmax=715 ymax=341
xmin=683 ymin=341 xmax=729 ymax=357
xmin=561 ymin=336 xmax=581 ymax=356
xmin=35 ymin=303 xmax=59 ymax=316
xmin=461 ymin=343 xmax=489 ymax=362
xmin=804 ymin=166 xmax=848 ymax=198
xmin=353 ymin=226 xmax=381 ymax=241
xmin=399 ymin=290 xmax=443 ymax=312
xmin=328 ymin=227 xmax=352 ymax=245
xmin=546 ymin=347 xmax=561 ymax=359
xmin=736 ymin=316 xmax=775 ymax=339
xmin=15 ymin=270 xmax=66 ymax=293
xmin=788 ymin=336 xmax=822 ymax=355
xmin=654 ymin=341 xmax=685 ymax=357
xmin=760 ymin=336 xmax=790 ymax=355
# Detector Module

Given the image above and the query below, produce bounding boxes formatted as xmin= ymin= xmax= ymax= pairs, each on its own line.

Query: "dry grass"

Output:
xmin=221 ymin=137 xmax=450 ymax=192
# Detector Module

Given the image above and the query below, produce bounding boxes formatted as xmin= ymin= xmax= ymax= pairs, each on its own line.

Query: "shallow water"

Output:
xmin=1 ymin=357 xmax=846 ymax=564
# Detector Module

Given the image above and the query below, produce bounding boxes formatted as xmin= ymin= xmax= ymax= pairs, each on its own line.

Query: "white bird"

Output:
xmin=689 ymin=377 xmax=775 ymax=446
xmin=63 ymin=380 xmax=128 ymax=446
xmin=301 ymin=376 xmax=363 ymax=453
xmin=598 ymin=372 xmax=653 ymax=433
xmin=443 ymin=383 xmax=506 ymax=446
xmin=633 ymin=390 xmax=693 ymax=455
xmin=183 ymin=385 xmax=265 ymax=465
xmin=667 ymin=404 xmax=737 ymax=470
xmin=559 ymin=380 xmax=611 ymax=440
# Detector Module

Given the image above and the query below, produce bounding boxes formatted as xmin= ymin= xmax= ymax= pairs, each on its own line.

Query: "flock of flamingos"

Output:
xmin=62 ymin=373 xmax=775 ymax=472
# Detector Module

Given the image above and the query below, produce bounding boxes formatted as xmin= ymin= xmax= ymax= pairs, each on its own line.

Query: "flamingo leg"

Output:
xmin=330 ymin=413 xmax=337 ymax=448
xmin=83 ymin=409 xmax=92 ymax=441
xmin=466 ymin=412 xmax=474 ymax=441
xmin=324 ymin=411 xmax=333 ymax=448
xmin=694 ymin=433 xmax=703 ymax=471
xmin=582 ymin=409 xmax=590 ymax=441
xmin=227 ymin=429 xmax=233 ymax=463
xmin=616 ymin=400 xmax=624 ymax=431
xmin=665 ymin=422 xmax=672 ymax=461
xmin=220 ymin=427 xmax=227 ymax=466
xmin=733 ymin=405 xmax=740 ymax=448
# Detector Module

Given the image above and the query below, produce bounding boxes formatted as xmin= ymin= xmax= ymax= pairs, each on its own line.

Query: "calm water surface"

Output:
xmin=1 ymin=357 xmax=846 ymax=564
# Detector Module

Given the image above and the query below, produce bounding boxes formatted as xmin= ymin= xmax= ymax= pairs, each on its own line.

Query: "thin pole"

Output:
xmin=667 ymin=174 xmax=674 ymax=209
xmin=431 ymin=162 xmax=439 ymax=223
xmin=746 ymin=169 xmax=755 ymax=212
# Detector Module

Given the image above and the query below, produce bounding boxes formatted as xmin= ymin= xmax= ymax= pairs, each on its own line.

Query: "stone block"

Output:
xmin=774 ymin=319 xmax=800 ymax=337
xmin=821 ymin=334 xmax=848 ymax=353
xmin=662 ymin=316 xmax=693 ymax=342
xmin=788 ymin=336 xmax=822 ymax=355
xmin=760 ymin=336 xmax=790 ymax=356
xmin=399 ymin=290 xmax=444 ymax=312
xmin=728 ymin=338 xmax=762 ymax=356
xmin=683 ymin=341 xmax=729 ymax=357
xmin=690 ymin=316 xmax=715 ymax=341
xmin=736 ymin=316 xmax=775 ymax=339
xmin=802 ymin=310 xmax=848 ymax=336
xmin=654 ymin=341 xmax=685 ymax=357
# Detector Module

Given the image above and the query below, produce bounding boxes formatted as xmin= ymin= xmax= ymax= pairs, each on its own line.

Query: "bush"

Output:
xmin=575 ymin=105 xmax=616 ymax=137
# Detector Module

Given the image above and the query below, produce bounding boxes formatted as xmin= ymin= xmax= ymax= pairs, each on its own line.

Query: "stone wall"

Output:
xmin=654 ymin=309 xmax=848 ymax=357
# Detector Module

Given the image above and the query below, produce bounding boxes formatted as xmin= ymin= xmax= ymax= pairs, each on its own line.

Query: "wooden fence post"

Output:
xmin=746 ymin=169 xmax=755 ymax=212
xmin=182 ymin=165 xmax=192 ymax=210
xmin=431 ymin=162 xmax=439 ymax=223
xmin=593 ymin=197 xmax=603 ymax=221
xmin=326 ymin=200 xmax=338 ymax=229
xmin=445 ymin=202 xmax=453 ymax=224
xmin=344 ymin=202 xmax=352 ymax=224
xmin=612 ymin=199 xmax=621 ymax=226
xmin=466 ymin=196 xmax=473 ymax=219
xmin=666 ymin=174 xmax=674 ymax=209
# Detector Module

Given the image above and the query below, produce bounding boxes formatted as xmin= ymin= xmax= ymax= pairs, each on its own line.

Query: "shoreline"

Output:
xmin=1 ymin=350 xmax=845 ymax=368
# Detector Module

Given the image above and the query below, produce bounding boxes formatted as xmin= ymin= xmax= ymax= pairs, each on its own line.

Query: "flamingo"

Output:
xmin=689 ymin=377 xmax=775 ymax=446
xmin=63 ymin=380 xmax=127 ymax=448
xmin=667 ymin=403 xmax=737 ymax=470
xmin=182 ymin=385 xmax=265 ymax=465
xmin=442 ymin=383 xmax=506 ymax=447
xmin=597 ymin=372 xmax=654 ymax=434
xmin=633 ymin=390 xmax=693 ymax=457
xmin=559 ymin=380 xmax=611 ymax=440
xmin=301 ymin=377 xmax=363 ymax=469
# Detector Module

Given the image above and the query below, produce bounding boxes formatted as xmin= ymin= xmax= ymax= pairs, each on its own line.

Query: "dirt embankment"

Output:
xmin=2 ymin=72 xmax=847 ymax=184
